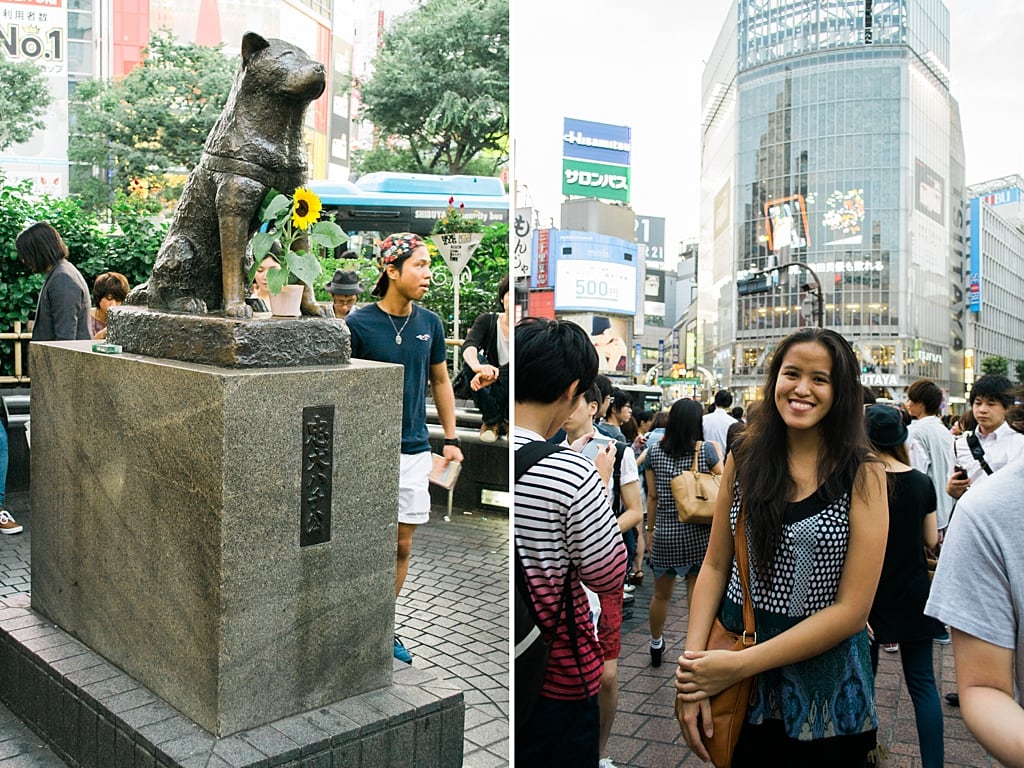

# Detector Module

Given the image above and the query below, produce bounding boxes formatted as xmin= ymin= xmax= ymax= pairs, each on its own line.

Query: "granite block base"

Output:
xmin=106 ymin=305 xmax=351 ymax=368
xmin=30 ymin=341 xmax=404 ymax=735
xmin=0 ymin=595 xmax=465 ymax=768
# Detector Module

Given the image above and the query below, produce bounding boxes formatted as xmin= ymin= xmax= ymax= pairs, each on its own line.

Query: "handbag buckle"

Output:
xmin=741 ymin=631 xmax=756 ymax=646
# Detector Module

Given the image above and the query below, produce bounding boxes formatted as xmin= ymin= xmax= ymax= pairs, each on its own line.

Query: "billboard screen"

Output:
xmin=764 ymin=194 xmax=810 ymax=251
xmin=551 ymin=230 xmax=638 ymax=315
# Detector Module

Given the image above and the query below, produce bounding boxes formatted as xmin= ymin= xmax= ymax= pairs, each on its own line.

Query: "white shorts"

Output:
xmin=398 ymin=451 xmax=432 ymax=525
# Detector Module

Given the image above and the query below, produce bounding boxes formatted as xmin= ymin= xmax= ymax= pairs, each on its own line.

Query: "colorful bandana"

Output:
xmin=378 ymin=233 xmax=425 ymax=267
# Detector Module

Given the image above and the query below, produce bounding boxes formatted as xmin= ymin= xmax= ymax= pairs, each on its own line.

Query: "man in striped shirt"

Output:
xmin=514 ymin=318 xmax=627 ymax=766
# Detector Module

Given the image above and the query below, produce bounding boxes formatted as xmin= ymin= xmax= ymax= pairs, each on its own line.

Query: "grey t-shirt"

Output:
xmin=925 ymin=455 xmax=1024 ymax=703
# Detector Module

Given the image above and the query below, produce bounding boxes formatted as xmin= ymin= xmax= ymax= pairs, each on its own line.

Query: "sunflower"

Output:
xmin=291 ymin=187 xmax=322 ymax=231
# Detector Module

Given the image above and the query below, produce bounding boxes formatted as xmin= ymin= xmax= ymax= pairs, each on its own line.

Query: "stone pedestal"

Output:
xmin=29 ymin=341 xmax=403 ymax=736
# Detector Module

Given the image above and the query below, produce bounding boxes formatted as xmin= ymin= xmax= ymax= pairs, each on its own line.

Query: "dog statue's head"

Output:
xmin=238 ymin=32 xmax=326 ymax=103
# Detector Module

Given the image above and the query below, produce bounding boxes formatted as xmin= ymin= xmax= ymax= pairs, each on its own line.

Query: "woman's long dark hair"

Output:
xmin=659 ymin=398 xmax=704 ymax=459
xmin=733 ymin=328 xmax=874 ymax=579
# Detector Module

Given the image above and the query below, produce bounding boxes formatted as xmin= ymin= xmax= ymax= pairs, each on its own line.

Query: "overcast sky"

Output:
xmin=510 ymin=0 xmax=1024 ymax=255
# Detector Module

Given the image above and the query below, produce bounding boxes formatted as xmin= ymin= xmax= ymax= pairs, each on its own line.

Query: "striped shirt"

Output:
xmin=514 ymin=427 xmax=627 ymax=700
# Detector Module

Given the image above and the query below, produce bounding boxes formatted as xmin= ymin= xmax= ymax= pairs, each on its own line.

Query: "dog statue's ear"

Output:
xmin=241 ymin=32 xmax=270 ymax=67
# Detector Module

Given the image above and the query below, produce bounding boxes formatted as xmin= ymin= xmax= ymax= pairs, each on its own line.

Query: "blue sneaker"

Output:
xmin=934 ymin=631 xmax=951 ymax=645
xmin=393 ymin=636 xmax=413 ymax=664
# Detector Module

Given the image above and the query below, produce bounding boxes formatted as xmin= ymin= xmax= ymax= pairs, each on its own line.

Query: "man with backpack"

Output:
xmin=562 ymin=383 xmax=642 ymax=768
xmin=514 ymin=318 xmax=627 ymax=766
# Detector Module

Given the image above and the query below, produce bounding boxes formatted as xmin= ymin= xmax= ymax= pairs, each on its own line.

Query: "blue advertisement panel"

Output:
xmin=969 ymin=197 xmax=981 ymax=312
xmin=978 ymin=186 xmax=1021 ymax=207
xmin=562 ymin=117 xmax=632 ymax=167
xmin=551 ymin=231 xmax=638 ymax=315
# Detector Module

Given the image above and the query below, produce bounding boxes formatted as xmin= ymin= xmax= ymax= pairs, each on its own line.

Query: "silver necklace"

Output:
xmin=385 ymin=308 xmax=413 ymax=344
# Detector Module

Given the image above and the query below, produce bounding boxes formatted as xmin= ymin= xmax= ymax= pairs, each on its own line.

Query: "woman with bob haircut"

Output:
xmin=644 ymin=397 xmax=723 ymax=667
xmin=16 ymin=222 xmax=91 ymax=342
xmin=89 ymin=271 xmax=130 ymax=339
xmin=675 ymin=327 xmax=888 ymax=766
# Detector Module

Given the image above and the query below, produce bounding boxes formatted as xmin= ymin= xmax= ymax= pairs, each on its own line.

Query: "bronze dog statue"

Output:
xmin=128 ymin=32 xmax=325 ymax=319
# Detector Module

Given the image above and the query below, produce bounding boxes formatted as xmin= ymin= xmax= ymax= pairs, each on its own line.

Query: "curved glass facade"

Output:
xmin=698 ymin=0 xmax=964 ymax=402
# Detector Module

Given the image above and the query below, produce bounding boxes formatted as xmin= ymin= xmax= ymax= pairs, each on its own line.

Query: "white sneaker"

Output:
xmin=599 ymin=759 xmax=618 ymax=768
xmin=623 ymin=582 xmax=636 ymax=593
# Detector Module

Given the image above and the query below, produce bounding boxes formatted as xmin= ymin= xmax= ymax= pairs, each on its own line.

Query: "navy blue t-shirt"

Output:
xmin=346 ymin=303 xmax=447 ymax=454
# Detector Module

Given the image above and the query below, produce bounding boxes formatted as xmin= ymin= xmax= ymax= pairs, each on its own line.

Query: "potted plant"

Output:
xmin=249 ymin=187 xmax=348 ymax=317
xmin=429 ymin=197 xmax=488 ymax=339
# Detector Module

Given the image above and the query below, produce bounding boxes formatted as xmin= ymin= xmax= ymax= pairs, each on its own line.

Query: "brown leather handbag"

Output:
xmin=675 ymin=510 xmax=756 ymax=768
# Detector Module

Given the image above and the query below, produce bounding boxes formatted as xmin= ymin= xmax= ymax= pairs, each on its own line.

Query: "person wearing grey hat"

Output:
xmin=864 ymin=404 xmax=945 ymax=767
xmin=324 ymin=269 xmax=364 ymax=319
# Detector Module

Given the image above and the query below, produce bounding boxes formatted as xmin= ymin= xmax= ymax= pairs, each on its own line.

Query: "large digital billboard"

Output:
xmin=542 ymin=230 xmax=638 ymax=315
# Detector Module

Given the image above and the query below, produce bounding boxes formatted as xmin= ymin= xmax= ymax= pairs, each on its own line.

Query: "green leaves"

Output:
xmin=0 ymin=56 xmax=52 ymax=152
xmin=354 ymin=0 xmax=509 ymax=175
xmin=68 ymin=31 xmax=236 ymax=213
xmin=253 ymin=190 xmax=348 ymax=293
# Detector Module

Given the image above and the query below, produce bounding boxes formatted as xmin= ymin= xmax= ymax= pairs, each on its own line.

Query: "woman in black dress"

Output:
xmin=864 ymin=404 xmax=944 ymax=768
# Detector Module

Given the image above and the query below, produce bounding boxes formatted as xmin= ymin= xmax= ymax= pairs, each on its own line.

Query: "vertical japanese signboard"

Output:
xmin=513 ymin=207 xmax=532 ymax=277
xmin=0 ymin=0 xmax=68 ymax=196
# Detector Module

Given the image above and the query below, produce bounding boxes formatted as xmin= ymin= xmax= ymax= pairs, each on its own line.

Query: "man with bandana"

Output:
xmin=346 ymin=233 xmax=464 ymax=664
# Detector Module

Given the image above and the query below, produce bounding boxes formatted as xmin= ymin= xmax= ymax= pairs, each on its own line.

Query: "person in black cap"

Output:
xmin=863 ymin=404 xmax=944 ymax=767
xmin=324 ymin=269 xmax=364 ymax=319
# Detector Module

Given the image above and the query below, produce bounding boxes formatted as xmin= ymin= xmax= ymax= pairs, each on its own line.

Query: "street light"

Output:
xmin=736 ymin=261 xmax=824 ymax=328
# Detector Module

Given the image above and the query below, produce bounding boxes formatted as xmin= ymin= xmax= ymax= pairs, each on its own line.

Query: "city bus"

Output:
xmin=308 ymin=172 xmax=509 ymax=258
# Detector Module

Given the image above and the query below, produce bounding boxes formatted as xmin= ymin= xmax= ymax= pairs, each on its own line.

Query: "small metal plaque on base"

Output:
xmin=301 ymin=405 xmax=334 ymax=546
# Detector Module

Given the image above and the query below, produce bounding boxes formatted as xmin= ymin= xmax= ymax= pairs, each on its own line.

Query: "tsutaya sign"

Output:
xmin=562 ymin=117 xmax=631 ymax=204
xmin=861 ymin=373 xmax=898 ymax=387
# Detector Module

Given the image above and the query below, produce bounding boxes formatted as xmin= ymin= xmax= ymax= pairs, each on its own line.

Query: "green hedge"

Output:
xmin=0 ymin=176 xmax=507 ymax=378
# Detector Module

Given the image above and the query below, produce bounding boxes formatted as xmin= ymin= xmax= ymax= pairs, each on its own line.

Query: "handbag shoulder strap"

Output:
xmin=692 ymin=440 xmax=703 ymax=474
xmin=734 ymin=508 xmax=756 ymax=642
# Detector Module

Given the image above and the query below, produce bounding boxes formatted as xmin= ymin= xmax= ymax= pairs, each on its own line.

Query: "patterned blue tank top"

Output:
xmin=720 ymin=483 xmax=877 ymax=741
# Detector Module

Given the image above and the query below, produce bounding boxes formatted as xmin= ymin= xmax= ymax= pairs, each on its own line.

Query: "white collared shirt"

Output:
xmin=952 ymin=420 xmax=1024 ymax=493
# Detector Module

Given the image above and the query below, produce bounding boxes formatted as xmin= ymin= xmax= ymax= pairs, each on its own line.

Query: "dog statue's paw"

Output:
xmin=225 ymin=301 xmax=253 ymax=319
xmin=167 ymin=297 xmax=208 ymax=315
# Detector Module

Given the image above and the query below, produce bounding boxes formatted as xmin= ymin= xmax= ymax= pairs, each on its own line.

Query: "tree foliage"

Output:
xmin=0 ymin=176 xmax=167 ymax=377
xmin=980 ymin=355 xmax=1009 ymax=377
xmin=1016 ymin=358 xmax=1024 ymax=386
xmin=0 ymin=56 xmax=52 ymax=152
xmin=423 ymin=221 xmax=508 ymax=344
xmin=355 ymin=0 xmax=509 ymax=175
xmin=68 ymin=32 xmax=236 ymax=212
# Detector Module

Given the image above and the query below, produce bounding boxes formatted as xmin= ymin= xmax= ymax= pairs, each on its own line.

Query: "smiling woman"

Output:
xmin=674 ymin=327 xmax=888 ymax=767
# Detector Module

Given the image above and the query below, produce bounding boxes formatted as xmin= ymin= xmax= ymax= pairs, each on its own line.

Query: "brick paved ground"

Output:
xmin=0 ymin=492 xmax=509 ymax=768
xmin=601 ymin=573 xmax=997 ymax=768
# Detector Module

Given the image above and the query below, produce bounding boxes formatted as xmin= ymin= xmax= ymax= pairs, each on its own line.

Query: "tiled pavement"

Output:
xmin=0 ymin=491 xmax=509 ymax=768
xmin=603 ymin=574 xmax=998 ymax=767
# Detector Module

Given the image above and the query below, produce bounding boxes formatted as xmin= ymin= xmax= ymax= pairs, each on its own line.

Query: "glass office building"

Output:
xmin=697 ymin=0 xmax=965 ymax=403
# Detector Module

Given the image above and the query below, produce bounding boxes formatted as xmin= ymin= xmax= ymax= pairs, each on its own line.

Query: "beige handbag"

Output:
xmin=670 ymin=440 xmax=720 ymax=524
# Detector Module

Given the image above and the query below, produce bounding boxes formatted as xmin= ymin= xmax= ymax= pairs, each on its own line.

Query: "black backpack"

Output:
xmin=514 ymin=441 xmax=574 ymax=732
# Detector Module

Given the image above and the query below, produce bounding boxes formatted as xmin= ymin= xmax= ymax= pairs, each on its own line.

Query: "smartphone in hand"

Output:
xmin=953 ymin=465 xmax=968 ymax=480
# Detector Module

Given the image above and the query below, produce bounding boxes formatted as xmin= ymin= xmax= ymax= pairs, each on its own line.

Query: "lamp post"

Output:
xmin=736 ymin=261 xmax=824 ymax=328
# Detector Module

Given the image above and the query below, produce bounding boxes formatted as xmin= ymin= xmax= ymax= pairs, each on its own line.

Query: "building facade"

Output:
xmin=964 ymin=176 xmax=1024 ymax=390
xmin=698 ymin=0 xmax=965 ymax=406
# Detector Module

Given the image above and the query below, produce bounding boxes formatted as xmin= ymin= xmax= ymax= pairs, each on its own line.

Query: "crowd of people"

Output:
xmin=515 ymin=319 xmax=1024 ymax=768
xmin=6 ymin=222 xmax=1024 ymax=765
